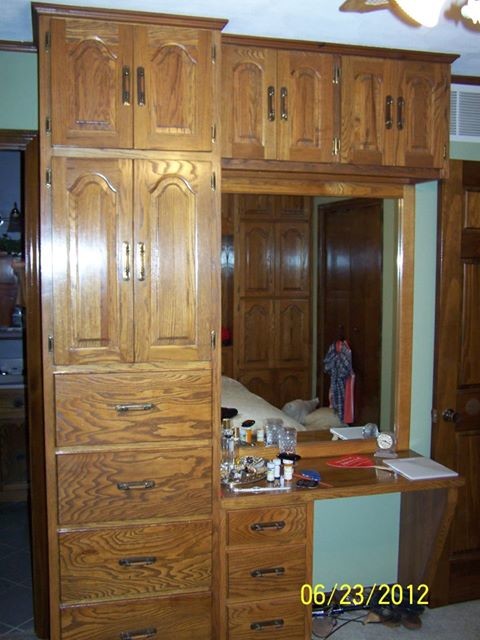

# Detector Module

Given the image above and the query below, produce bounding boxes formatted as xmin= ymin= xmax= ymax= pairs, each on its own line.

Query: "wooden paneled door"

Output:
xmin=431 ymin=160 xmax=480 ymax=605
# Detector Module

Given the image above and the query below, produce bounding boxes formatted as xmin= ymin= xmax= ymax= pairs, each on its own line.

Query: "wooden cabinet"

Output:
xmin=221 ymin=40 xmax=336 ymax=162
xmin=50 ymin=17 xmax=217 ymax=151
xmin=35 ymin=4 xmax=224 ymax=639
xmin=51 ymin=156 xmax=216 ymax=365
xmin=221 ymin=504 xmax=309 ymax=639
xmin=340 ymin=56 xmax=450 ymax=169
xmin=0 ymin=386 xmax=27 ymax=500
xmin=223 ymin=194 xmax=312 ymax=406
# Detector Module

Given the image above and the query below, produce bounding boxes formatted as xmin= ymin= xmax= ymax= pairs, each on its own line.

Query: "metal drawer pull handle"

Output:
xmin=385 ymin=95 xmax=393 ymax=129
xmin=250 ymin=619 xmax=284 ymax=631
xmin=122 ymin=65 xmax=131 ymax=105
xmin=119 ymin=556 xmax=157 ymax=567
xmin=280 ymin=86 xmax=288 ymax=120
xmin=122 ymin=242 xmax=131 ymax=281
xmin=117 ymin=480 xmax=156 ymax=491
xmin=250 ymin=520 xmax=286 ymax=531
xmin=136 ymin=242 xmax=146 ymax=281
xmin=120 ymin=628 xmax=157 ymax=640
xmin=397 ymin=96 xmax=405 ymax=130
xmin=137 ymin=67 xmax=146 ymax=106
xmin=251 ymin=566 xmax=285 ymax=578
xmin=267 ymin=85 xmax=275 ymax=121
xmin=115 ymin=403 xmax=154 ymax=413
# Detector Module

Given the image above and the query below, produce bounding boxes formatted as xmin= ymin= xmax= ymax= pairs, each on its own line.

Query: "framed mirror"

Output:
xmin=221 ymin=171 xmax=414 ymax=457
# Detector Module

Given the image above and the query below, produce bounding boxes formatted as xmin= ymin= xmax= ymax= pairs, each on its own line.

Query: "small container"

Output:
xmin=266 ymin=461 xmax=275 ymax=482
xmin=256 ymin=427 xmax=265 ymax=443
xmin=243 ymin=427 xmax=253 ymax=444
xmin=273 ymin=457 xmax=281 ymax=479
xmin=283 ymin=459 xmax=294 ymax=481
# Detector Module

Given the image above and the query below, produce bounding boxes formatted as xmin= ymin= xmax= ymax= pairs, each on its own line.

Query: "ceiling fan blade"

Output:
xmin=339 ymin=0 xmax=389 ymax=12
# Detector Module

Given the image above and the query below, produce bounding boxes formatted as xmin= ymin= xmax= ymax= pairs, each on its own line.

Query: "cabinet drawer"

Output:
xmin=227 ymin=506 xmax=306 ymax=546
xmin=55 ymin=371 xmax=212 ymax=446
xmin=60 ymin=520 xmax=212 ymax=603
xmin=0 ymin=388 xmax=25 ymax=417
xmin=57 ymin=447 xmax=212 ymax=524
xmin=228 ymin=598 xmax=306 ymax=640
xmin=228 ymin=544 xmax=306 ymax=599
xmin=61 ymin=593 xmax=212 ymax=640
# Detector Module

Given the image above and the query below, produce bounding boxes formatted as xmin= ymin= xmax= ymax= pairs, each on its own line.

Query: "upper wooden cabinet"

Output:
xmin=221 ymin=41 xmax=336 ymax=162
xmin=49 ymin=17 xmax=222 ymax=150
xmin=340 ymin=56 xmax=450 ymax=169
xmin=51 ymin=156 xmax=217 ymax=365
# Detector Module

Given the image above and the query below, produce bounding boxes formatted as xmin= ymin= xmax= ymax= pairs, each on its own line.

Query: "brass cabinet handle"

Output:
xmin=385 ymin=95 xmax=393 ymax=129
xmin=122 ymin=242 xmax=131 ymax=281
xmin=122 ymin=66 xmax=131 ymax=105
xmin=119 ymin=556 xmax=157 ymax=567
xmin=116 ymin=480 xmax=156 ymax=491
xmin=137 ymin=67 xmax=145 ymax=106
xmin=120 ymin=628 xmax=157 ymax=640
xmin=250 ymin=619 xmax=284 ymax=631
xmin=250 ymin=566 xmax=285 ymax=578
xmin=280 ymin=86 xmax=288 ymax=120
xmin=267 ymin=86 xmax=275 ymax=121
xmin=136 ymin=242 xmax=146 ymax=281
xmin=397 ymin=96 xmax=405 ymax=130
xmin=115 ymin=402 xmax=154 ymax=412
xmin=250 ymin=520 xmax=286 ymax=531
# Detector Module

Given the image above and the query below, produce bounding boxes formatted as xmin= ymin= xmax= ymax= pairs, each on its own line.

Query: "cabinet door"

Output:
xmin=134 ymin=26 xmax=215 ymax=151
xmin=394 ymin=60 xmax=449 ymax=169
xmin=221 ymin=44 xmax=277 ymax=159
xmin=274 ymin=299 xmax=310 ymax=369
xmin=134 ymin=159 xmax=216 ymax=362
xmin=276 ymin=370 xmax=311 ymax=407
xmin=277 ymin=51 xmax=336 ymax=163
xmin=238 ymin=221 xmax=275 ymax=297
xmin=50 ymin=19 xmax=133 ymax=148
xmin=51 ymin=157 xmax=134 ymax=364
xmin=340 ymin=56 xmax=389 ymax=166
xmin=275 ymin=222 xmax=310 ymax=297
xmin=237 ymin=370 xmax=276 ymax=407
xmin=237 ymin=299 xmax=274 ymax=370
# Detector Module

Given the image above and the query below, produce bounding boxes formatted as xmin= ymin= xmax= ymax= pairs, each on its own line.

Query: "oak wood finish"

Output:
xmin=227 ymin=505 xmax=307 ymax=545
xmin=0 ymin=387 xmax=27 ymax=500
xmin=227 ymin=597 xmax=306 ymax=639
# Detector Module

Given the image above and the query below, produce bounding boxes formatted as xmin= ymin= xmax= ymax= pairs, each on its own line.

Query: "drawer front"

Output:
xmin=55 ymin=371 xmax=212 ymax=446
xmin=61 ymin=593 xmax=212 ymax=640
xmin=0 ymin=388 xmax=25 ymax=417
xmin=60 ymin=520 xmax=212 ymax=603
xmin=228 ymin=544 xmax=306 ymax=600
xmin=228 ymin=598 xmax=306 ymax=640
xmin=227 ymin=506 xmax=306 ymax=546
xmin=57 ymin=448 xmax=212 ymax=524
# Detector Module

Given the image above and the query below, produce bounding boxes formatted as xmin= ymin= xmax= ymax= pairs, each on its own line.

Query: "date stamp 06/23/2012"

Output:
xmin=300 ymin=583 xmax=429 ymax=607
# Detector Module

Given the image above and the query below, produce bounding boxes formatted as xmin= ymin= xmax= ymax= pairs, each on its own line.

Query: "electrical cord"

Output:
xmin=312 ymin=612 xmax=370 ymax=639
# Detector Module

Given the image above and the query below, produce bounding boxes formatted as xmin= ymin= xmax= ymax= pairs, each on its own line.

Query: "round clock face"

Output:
xmin=377 ymin=431 xmax=395 ymax=450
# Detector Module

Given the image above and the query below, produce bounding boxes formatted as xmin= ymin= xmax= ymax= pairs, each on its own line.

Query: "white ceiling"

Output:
xmin=2 ymin=0 xmax=479 ymax=76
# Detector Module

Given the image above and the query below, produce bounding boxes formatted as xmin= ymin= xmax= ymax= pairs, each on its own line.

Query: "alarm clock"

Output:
xmin=375 ymin=431 xmax=397 ymax=458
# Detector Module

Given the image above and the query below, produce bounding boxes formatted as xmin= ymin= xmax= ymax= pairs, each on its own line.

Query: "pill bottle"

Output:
xmin=266 ymin=461 xmax=275 ymax=482
xmin=273 ymin=457 xmax=281 ymax=479
xmin=283 ymin=459 xmax=294 ymax=481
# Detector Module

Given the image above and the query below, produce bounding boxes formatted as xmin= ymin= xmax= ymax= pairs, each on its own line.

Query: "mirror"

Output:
xmin=220 ymin=174 xmax=414 ymax=457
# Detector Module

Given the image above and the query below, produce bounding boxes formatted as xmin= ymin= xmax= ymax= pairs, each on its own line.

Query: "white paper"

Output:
xmin=383 ymin=457 xmax=458 ymax=480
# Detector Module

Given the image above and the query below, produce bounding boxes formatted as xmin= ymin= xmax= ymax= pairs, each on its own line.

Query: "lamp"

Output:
xmin=391 ymin=0 xmax=446 ymax=27
xmin=7 ymin=202 xmax=22 ymax=233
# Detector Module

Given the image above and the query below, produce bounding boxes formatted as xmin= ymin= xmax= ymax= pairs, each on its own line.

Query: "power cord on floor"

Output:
xmin=312 ymin=611 xmax=370 ymax=639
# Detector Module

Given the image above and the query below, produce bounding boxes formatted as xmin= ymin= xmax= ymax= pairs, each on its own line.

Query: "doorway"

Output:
xmin=0 ymin=130 xmax=48 ymax=638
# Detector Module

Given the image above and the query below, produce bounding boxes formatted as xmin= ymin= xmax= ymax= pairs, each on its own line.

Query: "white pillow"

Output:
xmin=282 ymin=398 xmax=319 ymax=425
xmin=304 ymin=407 xmax=343 ymax=429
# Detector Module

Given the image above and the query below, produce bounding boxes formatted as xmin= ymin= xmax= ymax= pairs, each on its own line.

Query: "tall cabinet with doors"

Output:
xmin=34 ymin=4 xmax=225 ymax=639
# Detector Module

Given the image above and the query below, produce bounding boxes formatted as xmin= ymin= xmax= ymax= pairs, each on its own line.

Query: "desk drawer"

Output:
xmin=61 ymin=593 xmax=211 ymax=640
xmin=0 ymin=387 xmax=25 ymax=417
xmin=57 ymin=447 xmax=212 ymax=524
xmin=60 ymin=520 xmax=212 ymax=603
xmin=227 ymin=506 xmax=306 ymax=546
xmin=55 ymin=371 xmax=212 ymax=446
xmin=228 ymin=598 xmax=305 ymax=640
xmin=228 ymin=544 xmax=306 ymax=599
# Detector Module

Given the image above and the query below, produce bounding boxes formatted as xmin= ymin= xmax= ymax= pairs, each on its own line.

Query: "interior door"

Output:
xmin=431 ymin=160 xmax=480 ymax=604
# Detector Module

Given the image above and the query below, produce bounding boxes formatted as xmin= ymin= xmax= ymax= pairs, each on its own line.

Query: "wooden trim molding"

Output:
xmin=452 ymin=75 xmax=480 ymax=86
xmin=0 ymin=129 xmax=38 ymax=149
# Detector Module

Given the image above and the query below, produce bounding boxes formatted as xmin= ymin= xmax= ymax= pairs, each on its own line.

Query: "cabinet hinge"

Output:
xmin=332 ymin=137 xmax=340 ymax=157
xmin=333 ymin=64 xmax=341 ymax=85
xmin=48 ymin=335 xmax=54 ymax=353
xmin=211 ymin=44 xmax=217 ymax=63
xmin=211 ymin=330 xmax=217 ymax=349
xmin=211 ymin=171 xmax=217 ymax=191
xmin=431 ymin=408 xmax=438 ymax=424
xmin=46 ymin=168 xmax=52 ymax=188
xmin=45 ymin=117 xmax=52 ymax=135
xmin=211 ymin=123 xmax=217 ymax=143
xmin=45 ymin=31 xmax=51 ymax=52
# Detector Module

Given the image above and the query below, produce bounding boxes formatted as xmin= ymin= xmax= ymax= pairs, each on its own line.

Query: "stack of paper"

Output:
xmin=383 ymin=457 xmax=458 ymax=480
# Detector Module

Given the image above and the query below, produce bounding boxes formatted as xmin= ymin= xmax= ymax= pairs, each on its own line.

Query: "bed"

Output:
xmin=221 ymin=376 xmax=344 ymax=434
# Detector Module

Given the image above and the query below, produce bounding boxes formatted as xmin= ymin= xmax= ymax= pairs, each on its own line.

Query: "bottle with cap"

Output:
xmin=283 ymin=459 xmax=294 ymax=481
xmin=266 ymin=461 xmax=275 ymax=482
xmin=273 ymin=457 xmax=281 ymax=480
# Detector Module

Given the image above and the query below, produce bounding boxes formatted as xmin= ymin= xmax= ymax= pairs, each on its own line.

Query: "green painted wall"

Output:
xmin=2 ymin=49 xmax=480 ymax=593
xmin=0 ymin=51 xmax=38 ymax=130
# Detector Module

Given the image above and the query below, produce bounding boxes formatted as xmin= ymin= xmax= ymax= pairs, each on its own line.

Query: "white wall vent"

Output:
xmin=450 ymin=84 xmax=480 ymax=142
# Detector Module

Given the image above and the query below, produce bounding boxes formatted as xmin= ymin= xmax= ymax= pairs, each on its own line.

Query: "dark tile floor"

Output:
xmin=0 ymin=502 xmax=38 ymax=639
